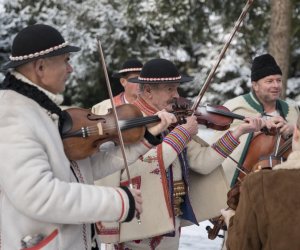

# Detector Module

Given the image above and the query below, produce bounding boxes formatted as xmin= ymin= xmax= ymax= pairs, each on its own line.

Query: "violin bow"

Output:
xmin=97 ymin=39 xmax=141 ymax=223
xmin=191 ymin=0 xmax=254 ymax=113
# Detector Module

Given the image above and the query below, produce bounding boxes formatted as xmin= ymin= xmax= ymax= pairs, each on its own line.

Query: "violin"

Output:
xmin=62 ymin=97 xmax=277 ymax=161
xmin=174 ymin=97 xmax=244 ymax=131
xmin=61 ymin=101 xmax=234 ymax=160
xmin=174 ymin=97 xmax=276 ymax=134
xmin=235 ymin=133 xmax=292 ymax=180
xmin=61 ymin=104 xmax=162 ymax=161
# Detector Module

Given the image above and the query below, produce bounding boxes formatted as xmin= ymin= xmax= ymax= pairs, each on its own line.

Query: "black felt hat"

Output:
xmin=128 ymin=58 xmax=193 ymax=84
xmin=2 ymin=24 xmax=80 ymax=70
xmin=251 ymin=53 xmax=282 ymax=82
xmin=112 ymin=59 xmax=143 ymax=78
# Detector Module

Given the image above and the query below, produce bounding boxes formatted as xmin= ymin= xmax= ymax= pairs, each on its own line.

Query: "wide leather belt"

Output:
xmin=173 ymin=180 xmax=186 ymax=216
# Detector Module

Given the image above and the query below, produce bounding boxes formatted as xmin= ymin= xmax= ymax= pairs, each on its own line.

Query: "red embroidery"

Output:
xmin=120 ymin=176 xmax=141 ymax=189
xmin=150 ymin=168 xmax=160 ymax=175
xmin=97 ymin=227 xmax=120 ymax=235
xmin=142 ymin=155 xmax=158 ymax=163
xmin=150 ymin=236 xmax=163 ymax=250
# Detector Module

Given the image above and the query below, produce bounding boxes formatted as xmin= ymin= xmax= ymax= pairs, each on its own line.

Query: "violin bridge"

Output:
xmin=97 ymin=123 xmax=103 ymax=135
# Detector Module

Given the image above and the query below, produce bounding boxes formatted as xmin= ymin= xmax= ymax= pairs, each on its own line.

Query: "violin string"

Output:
xmin=276 ymin=136 xmax=292 ymax=157
xmin=274 ymin=134 xmax=282 ymax=157
xmin=75 ymin=116 xmax=161 ymax=136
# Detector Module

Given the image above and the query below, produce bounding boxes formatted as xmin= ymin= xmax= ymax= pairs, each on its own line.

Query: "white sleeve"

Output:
xmin=0 ymin=106 xmax=131 ymax=224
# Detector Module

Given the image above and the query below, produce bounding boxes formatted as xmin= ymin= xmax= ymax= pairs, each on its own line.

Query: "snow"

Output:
xmin=100 ymin=222 xmax=225 ymax=249
xmin=180 ymin=223 xmax=224 ymax=250
xmin=0 ymin=1 xmax=299 ymax=106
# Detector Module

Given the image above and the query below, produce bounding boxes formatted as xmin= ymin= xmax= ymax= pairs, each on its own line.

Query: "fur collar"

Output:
xmin=1 ymin=71 xmax=65 ymax=134
xmin=273 ymin=151 xmax=300 ymax=170
xmin=11 ymin=70 xmax=64 ymax=106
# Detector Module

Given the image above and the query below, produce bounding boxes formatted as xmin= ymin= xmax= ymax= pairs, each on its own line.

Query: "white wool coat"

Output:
xmin=93 ymin=98 xmax=229 ymax=246
xmin=0 ymin=89 xmax=151 ymax=250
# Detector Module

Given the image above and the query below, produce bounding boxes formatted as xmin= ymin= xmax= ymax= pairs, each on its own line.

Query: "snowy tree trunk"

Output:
xmin=268 ymin=0 xmax=292 ymax=99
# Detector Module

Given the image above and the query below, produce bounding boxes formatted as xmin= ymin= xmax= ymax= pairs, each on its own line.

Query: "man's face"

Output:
xmin=39 ymin=53 xmax=73 ymax=94
xmin=148 ymin=83 xmax=180 ymax=111
xmin=121 ymin=72 xmax=140 ymax=102
xmin=252 ymin=74 xmax=282 ymax=104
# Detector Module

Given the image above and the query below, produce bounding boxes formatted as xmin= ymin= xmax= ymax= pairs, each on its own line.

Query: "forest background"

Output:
xmin=0 ymin=0 xmax=299 ymax=108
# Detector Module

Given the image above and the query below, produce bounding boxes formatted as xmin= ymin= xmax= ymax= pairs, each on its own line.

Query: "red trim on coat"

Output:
xmin=157 ymin=144 xmax=173 ymax=218
xmin=120 ymin=176 xmax=141 ymax=189
xmin=21 ymin=229 xmax=58 ymax=250
xmin=95 ymin=222 xmax=120 ymax=235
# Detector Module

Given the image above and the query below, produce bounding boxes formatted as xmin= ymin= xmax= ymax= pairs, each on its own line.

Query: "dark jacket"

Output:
xmin=227 ymin=151 xmax=300 ymax=250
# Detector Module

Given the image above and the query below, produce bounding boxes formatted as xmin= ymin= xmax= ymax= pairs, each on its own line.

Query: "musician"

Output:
xmin=92 ymin=58 xmax=143 ymax=113
xmin=0 ymin=24 xmax=175 ymax=249
xmin=221 ymin=114 xmax=300 ymax=250
xmin=94 ymin=58 xmax=273 ymax=249
xmin=212 ymin=53 xmax=299 ymax=187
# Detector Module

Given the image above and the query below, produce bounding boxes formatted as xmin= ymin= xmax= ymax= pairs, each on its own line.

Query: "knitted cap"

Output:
xmin=251 ymin=54 xmax=282 ymax=81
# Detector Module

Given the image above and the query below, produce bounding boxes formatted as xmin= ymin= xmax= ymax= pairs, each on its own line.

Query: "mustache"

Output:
xmin=167 ymin=99 xmax=176 ymax=105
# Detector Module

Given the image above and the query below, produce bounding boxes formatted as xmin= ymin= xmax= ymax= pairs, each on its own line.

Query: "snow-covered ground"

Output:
xmin=101 ymin=221 xmax=225 ymax=250
xmin=179 ymin=222 xmax=224 ymax=250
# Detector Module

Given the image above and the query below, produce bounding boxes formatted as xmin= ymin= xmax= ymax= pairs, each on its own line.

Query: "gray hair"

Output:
xmin=139 ymin=83 xmax=160 ymax=92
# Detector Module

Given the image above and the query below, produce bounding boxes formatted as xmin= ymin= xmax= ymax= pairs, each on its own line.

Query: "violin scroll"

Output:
xmin=206 ymin=215 xmax=226 ymax=240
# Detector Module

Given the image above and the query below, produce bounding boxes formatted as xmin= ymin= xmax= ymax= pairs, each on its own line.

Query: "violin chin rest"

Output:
xmin=61 ymin=110 xmax=73 ymax=135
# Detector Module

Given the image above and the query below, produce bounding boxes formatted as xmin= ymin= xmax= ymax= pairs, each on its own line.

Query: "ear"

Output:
xmin=34 ymin=59 xmax=45 ymax=77
xmin=252 ymin=81 xmax=258 ymax=92
xmin=144 ymin=84 xmax=152 ymax=98
xmin=120 ymin=78 xmax=127 ymax=88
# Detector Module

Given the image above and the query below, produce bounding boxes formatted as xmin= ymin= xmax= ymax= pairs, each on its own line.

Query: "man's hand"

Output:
xmin=269 ymin=116 xmax=293 ymax=139
xmin=220 ymin=208 xmax=235 ymax=227
xmin=180 ymin=115 xmax=198 ymax=136
xmin=147 ymin=109 xmax=177 ymax=136
xmin=129 ymin=188 xmax=143 ymax=215
xmin=231 ymin=117 xmax=266 ymax=140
